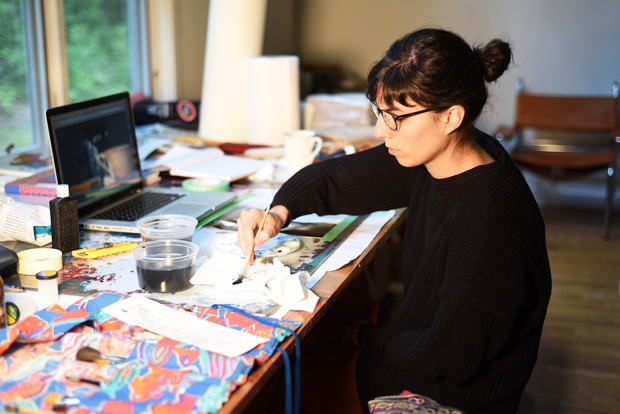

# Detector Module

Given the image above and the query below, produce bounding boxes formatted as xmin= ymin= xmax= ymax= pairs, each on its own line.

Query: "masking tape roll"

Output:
xmin=182 ymin=178 xmax=230 ymax=192
xmin=16 ymin=248 xmax=63 ymax=275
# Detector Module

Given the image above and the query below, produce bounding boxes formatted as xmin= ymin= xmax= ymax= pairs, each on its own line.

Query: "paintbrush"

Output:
xmin=5 ymin=405 xmax=56 ymax=414
xmin=233 ymin=206 xmax=271 ymax=285
xmin=65 ymin=374 xmax=107 ymax=386
xmin=76 ymin=346 xmax=126 ymax=365
xmin=42 ymin=393 xmax=81 ymax=412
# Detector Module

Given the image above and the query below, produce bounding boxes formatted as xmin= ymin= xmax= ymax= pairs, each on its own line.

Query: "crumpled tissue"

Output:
xmin=190 ymin=251 xmax=319 ymax=312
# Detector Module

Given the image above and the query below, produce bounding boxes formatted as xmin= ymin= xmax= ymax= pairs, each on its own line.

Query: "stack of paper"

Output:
xmin=150 ymin=145 xmax=267 ymax=182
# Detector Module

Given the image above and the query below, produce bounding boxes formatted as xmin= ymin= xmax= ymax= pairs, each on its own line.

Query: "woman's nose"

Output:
xmin=374 ymin=117 xmax=391 ymax=140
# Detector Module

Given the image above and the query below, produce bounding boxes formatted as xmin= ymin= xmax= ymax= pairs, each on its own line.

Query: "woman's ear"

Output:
xmin=443 ymin=105 xmax=465 ymax=135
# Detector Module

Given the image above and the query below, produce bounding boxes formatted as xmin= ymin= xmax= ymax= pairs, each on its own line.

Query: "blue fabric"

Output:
xmin=219 ymin=305 xmax=301 ymax=414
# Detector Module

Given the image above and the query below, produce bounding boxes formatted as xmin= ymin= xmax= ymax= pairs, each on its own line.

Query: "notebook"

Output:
xmin=46 ymin=92 xmax=236 ymax=234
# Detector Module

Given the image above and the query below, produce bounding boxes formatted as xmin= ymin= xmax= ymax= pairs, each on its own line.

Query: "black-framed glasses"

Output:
xmin=371 ymin=101 xmax=431 ymax=131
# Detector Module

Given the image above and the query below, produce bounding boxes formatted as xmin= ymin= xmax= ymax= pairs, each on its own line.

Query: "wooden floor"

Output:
xmin=525 ymin=208 xmax=620 ymax=414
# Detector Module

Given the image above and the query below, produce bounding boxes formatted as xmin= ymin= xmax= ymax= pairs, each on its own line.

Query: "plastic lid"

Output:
xmin=136 ymin=215 xmax=197 ymax=240
xmin=36 ymin=270 xmax=58 ymax=280
xmin=57 ymin=184 xmax=69 ymax=198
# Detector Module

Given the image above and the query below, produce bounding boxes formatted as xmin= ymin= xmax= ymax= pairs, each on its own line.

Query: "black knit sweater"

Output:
xmin=272 ymin=131 xmax=552 ymax=414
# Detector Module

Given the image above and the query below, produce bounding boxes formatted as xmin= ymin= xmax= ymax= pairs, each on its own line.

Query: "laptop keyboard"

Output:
xmin=91 ymin=192 xmax=185 ymax=222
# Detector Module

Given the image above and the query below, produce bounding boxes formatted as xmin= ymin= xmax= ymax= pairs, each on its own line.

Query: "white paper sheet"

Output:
xmin=149 ymin=145 xmax=224 ymax=169
xmin=102 ymin=294 xmax=268 ymax=357
xmin=305 ymin=210 xmax=396 ymax=288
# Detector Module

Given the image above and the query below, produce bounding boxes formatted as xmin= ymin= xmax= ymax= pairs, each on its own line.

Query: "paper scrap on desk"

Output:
xmin=264 ymin=265 xmax=318 ymax=313
xmin=150 ymin=144 xmax=223 ymax=169
xmin=306 ymin=210 xmax=396 ymax=288
xmin=102 ymin=295 xmax=268 ymax=357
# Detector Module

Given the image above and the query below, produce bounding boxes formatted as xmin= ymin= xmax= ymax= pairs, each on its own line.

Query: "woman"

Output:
xmin=238 ymin=28 xmax=551 ymax=414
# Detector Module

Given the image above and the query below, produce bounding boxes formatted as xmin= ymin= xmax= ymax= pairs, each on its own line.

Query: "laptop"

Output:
xmin=46 ymin=92 xmax=236 ymax=234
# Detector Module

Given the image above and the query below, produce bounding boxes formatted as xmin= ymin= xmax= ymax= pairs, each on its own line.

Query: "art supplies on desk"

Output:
xmin=151 ymin=144 xmax=268 ymax=182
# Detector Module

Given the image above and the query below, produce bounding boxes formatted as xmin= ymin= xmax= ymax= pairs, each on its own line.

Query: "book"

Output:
xmin=150 ymin=144 xmax=267 ymax=182
xmin=3 ymin=168 xmax=57 ymax=196
xmin=0 ymin=149 xmax=53 ymax=177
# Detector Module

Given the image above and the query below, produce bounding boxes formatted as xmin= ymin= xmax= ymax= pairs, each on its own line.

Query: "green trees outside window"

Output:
xmin=0 ymin=0 xmax=33 ymax=152
xmin=0 ymin=0 xmax=133 ymax=153
xmin=65 ymin=0 xmax=131 ymax=103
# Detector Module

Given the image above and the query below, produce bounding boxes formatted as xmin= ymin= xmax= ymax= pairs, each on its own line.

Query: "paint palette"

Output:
xmin=211 ymin=234 xmax=301 ymax=257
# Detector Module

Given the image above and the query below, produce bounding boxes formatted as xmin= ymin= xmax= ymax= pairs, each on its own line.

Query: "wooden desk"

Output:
xmin=219 ymin=208 xmax=407 ymax=414
xmin=0 ymin=203 xmax=406 ymax=413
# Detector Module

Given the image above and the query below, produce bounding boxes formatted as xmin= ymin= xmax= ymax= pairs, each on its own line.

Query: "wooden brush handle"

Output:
xmin=241 ymin=206 xmax=271 ymax=273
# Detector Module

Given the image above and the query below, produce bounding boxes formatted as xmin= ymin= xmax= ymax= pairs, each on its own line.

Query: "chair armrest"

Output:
xmin=494 ymin=126 xmax=515 ymax=141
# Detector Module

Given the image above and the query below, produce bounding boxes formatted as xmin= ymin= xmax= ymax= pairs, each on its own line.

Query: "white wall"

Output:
xmin=298 ymin=0 xmax=620 ymax=211
xmin=298 ymin=0 xmax=620 ymax=134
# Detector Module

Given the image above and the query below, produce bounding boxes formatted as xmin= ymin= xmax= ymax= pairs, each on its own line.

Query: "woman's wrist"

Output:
xmin=270 ymin=205 xmax=290 ymax=227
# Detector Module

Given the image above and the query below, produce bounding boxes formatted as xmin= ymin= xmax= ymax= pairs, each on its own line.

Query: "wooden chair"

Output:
xmin=496 ymin=81 xmax=620 ymax=238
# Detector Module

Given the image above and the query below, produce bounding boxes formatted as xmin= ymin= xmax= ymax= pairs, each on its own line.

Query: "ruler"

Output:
xmin=293 ymin=214 xmax=368 ymax=275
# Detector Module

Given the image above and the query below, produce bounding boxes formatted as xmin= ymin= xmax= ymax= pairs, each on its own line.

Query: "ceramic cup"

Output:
xmin=284 ymin=130 xmax=323 ymax=171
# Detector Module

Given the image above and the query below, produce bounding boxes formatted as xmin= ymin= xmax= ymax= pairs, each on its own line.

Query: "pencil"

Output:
xmin=5 ymin=405 xmax=56 ymax=414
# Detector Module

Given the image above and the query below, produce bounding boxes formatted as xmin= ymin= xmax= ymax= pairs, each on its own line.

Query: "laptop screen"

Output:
xmin=47 ymin=92 xmax=143 ymax=210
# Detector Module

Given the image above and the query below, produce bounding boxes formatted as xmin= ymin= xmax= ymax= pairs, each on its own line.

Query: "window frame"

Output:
xmin=22 ymin=0 xmax=48 ymax=151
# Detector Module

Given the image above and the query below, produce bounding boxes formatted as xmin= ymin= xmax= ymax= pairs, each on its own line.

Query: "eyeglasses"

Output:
xmin=371 ymin=101 xmax=431 ymax=131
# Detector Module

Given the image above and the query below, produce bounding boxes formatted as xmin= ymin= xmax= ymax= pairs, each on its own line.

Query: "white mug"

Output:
xmin=284 ymin=130 xmax=323 ymax=171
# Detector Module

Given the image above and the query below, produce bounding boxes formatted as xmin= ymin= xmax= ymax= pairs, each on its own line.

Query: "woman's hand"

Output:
xmin=237 ymin=205 xmax=289 ymax=263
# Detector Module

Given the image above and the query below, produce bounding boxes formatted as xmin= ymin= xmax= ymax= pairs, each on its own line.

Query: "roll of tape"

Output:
xmin=182 ymin=178 xmax=230 ymax=192
xmin=16 ymin=248 xmax=63 ymax=275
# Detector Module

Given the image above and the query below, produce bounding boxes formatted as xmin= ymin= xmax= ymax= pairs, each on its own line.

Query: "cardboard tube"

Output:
xmin=198 ymin=0 xmax=268 ymax=143
xmin=247 ymin=56 xmax=300 ymax=146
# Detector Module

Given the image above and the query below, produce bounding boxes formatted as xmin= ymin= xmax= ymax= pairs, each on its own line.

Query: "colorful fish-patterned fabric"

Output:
xmin=0 ymin=292 xmax=300 ymax=413
xmin=368 ymin=391 xmax=467 ymax=414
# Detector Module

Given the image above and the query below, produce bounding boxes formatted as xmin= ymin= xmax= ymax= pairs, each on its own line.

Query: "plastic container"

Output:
xmin=36 ymin=270 xmax=59 ymax=309
xmin=136 ymin=215 xmax=198 ymax=243
xmin=132 ymin=240 xmax=199 ymax=293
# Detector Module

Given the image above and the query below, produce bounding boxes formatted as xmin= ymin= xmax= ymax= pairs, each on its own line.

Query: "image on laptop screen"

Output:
xmin=47 ymin=95 xmax=142 ymax=209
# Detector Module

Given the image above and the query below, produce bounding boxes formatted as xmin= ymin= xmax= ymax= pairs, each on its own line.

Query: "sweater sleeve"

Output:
xmin=358 ymin=189 xmax=541 ymax=385
xmin=272 ymin=144 xmax=415 ymax=224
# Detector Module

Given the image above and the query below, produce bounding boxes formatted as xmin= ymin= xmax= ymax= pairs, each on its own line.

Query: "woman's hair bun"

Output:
xmin=474 ymin=39 xmax=512 ymax=83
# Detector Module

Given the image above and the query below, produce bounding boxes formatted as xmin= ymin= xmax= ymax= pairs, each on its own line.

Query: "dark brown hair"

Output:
xmin=366 ymin=28 xmax=512 ymax=146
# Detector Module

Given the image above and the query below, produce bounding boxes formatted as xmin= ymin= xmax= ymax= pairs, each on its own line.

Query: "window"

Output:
xmin=0 ymin=0 xmax=46 ymax=153
xmin=0 ymin=0 xmax=149 ymax=156
xmin=64 ymin=0 xmax=149 ymax=103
